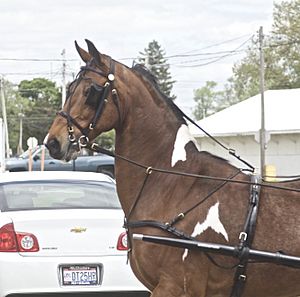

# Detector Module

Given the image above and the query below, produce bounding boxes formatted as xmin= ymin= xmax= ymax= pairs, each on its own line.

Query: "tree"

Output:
xmin=138 ymin=40 xmax=176 ymax=100
xmin=1 ymin=79 xmax=33 ymax=155
xmin=271 ymin=0 xmax=300 ymax=87
xmin=193 ymin=81 xmax=224 ymax=120
xmin=94 ymin=130 xmax=115 ymax=151
xmin=228 ymin=0 xmax=300 ymax=102
xmin=230 ymin=40 xmax=290 ymax=101
xmin=16 ymin=78 xmax=61 ymax=151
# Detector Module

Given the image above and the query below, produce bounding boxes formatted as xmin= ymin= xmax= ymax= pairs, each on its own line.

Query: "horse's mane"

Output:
xmin=132 ymin=64 xmax=186 ymax=124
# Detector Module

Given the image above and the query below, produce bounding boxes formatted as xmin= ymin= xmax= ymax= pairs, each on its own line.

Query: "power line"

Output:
xmin=173 ymin=50 xmax=245 ymax=65
xmin=168 ymin=34 xmax=253 ymax=56
xmin=174 ymin=35 xmax=254 ymax=68
xmin=0 ymin=58 xmax=78 ymax=62
xmin=166 ymin=49 xmax=245 ymax=59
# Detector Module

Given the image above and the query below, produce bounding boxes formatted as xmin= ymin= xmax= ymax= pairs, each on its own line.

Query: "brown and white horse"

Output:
xmin=46 ymin=40 xmax=300 ymax=297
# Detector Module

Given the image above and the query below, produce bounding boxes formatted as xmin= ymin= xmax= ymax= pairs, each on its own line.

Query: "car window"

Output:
xmin=97 ymin=165 xmax=115 ymax=178
xmin=19 ymin=146 xmax=40 ymax=159
xmin=0 ymin=181 xmax=121 ymax=211
xmin=34 ymin=147 xmax=50 ymax=160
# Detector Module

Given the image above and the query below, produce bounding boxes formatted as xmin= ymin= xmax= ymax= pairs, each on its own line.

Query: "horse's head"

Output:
xmin=46 ymin=40 xmax=123 ymax=161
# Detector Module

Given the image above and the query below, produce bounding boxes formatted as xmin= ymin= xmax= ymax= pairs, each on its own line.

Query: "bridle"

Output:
xmin=57 ymin=57 xmax=121 ymax=150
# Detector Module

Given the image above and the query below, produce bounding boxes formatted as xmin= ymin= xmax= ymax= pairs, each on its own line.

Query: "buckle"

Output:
xmin=238 ymin=274 xmax=247 ymax=281
xmin=91 ymin=143 xmax=99 ymax=150
xmin=239 ymin=232 xmax=248 ymax=242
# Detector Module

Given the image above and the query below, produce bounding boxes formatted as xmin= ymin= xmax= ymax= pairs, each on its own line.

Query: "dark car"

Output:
xmin=5 ymin=145 xmax=115 ymax=178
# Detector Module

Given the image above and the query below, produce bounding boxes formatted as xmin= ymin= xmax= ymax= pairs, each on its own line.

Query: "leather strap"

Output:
xmin=230 ymin=174 xmax=261 ymax=297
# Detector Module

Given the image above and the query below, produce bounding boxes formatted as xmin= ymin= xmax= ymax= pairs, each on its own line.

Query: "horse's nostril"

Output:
xmin=47 ymin=138 xmax=61 ymax=157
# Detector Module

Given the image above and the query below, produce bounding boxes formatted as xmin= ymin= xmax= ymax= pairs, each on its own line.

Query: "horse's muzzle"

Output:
xmin=46 ymin=138 xmax=64 ymax=160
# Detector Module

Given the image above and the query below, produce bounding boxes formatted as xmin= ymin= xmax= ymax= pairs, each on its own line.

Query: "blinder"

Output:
xmin=85 ymin=83 xmax=105 ymax=107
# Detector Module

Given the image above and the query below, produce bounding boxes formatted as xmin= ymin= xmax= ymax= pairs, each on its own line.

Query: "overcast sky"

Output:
xmin=0 ymin=0 xmax=280 ymax=115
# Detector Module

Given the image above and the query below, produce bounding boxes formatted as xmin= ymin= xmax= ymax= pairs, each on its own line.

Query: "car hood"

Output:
xmin=5 ymin=157 xmax=24 ymax=163
xmin=6 ymin=209 xmax=126 ymax=257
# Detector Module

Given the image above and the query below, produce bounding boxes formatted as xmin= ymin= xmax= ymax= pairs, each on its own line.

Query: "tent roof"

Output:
xmin=190 ymin=88 xmax=300 ymax=137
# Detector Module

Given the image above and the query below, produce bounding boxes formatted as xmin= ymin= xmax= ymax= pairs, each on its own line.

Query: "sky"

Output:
xmin=0 ymin=0 xmax=280 ymax=116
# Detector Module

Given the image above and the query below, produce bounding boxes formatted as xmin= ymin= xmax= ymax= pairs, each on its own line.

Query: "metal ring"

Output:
xmin=68 ymin=126 xmax=74 ymax=133
xmin=146 ymin=167 xmax=153 ymax=175
xmin=178 ymin=213 xmax=185 ymax=219
xmin=68 ymin=134 xmax=76 ymax=142
xmin=78 ymin=135 xmax=89 ymax=147
xmin=89 ymin=123 xmax=94 ymax=130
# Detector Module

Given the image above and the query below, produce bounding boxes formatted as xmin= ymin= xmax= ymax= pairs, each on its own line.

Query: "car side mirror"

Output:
xmin=33 ymin=155 xmax=40 ymax=161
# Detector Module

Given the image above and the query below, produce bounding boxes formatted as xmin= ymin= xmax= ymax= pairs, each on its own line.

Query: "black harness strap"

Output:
xmin=230 ymin=174 xmax=261 ymax=297
xmin=57 ymin=110 xmax=89 ymax=136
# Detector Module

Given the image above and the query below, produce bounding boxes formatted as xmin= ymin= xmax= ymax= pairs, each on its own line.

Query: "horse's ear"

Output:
xmin=74 ymin=40 xmax=91 ymax=63
xmin=85 ymin=39 xmax=102 ymax=67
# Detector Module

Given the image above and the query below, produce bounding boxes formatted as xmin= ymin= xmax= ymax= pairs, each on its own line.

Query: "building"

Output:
xmin=189 ymin=89 xmax=300 ymax=176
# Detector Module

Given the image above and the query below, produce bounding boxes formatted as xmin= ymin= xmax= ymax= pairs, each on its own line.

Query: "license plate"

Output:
xmin=60 ymin=265 xmax=101 ymax=286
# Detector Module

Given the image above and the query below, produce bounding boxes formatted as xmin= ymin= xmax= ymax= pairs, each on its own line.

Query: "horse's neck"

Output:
xmin=115 ymin=86 xmax=186 ymax=167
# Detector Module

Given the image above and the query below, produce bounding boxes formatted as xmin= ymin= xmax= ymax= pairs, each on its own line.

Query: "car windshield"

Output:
xmin=0 ymin=181 xmax=121 ymax=211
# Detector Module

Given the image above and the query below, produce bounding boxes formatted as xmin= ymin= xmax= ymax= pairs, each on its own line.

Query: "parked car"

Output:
xmin=0 ymin=171 xmax=149 ymax=297
xmin=5 ymin=145 xmax=115 ymax=178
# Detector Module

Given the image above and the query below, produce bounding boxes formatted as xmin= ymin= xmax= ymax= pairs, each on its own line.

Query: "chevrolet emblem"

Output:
xmin=70 ymin=227 xmax=87 ymax=233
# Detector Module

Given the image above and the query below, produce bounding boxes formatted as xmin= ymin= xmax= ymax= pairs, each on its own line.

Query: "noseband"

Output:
xmin=57 ymin=57 xmax=120 ymax=149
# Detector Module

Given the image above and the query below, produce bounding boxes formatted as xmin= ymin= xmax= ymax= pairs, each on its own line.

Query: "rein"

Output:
xmin=88 ymin=144 xmax=300 ymax=194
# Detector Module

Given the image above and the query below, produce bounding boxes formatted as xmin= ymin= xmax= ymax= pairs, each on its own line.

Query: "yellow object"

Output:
xmin=264 ymin=164 xmax=277 ymax=182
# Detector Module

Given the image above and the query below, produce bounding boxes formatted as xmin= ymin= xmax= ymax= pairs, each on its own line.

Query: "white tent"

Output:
xmin=189 ymin=89 xmax=300 ymax=176
xmin=190 ymin=88 xmax=300 ymax=137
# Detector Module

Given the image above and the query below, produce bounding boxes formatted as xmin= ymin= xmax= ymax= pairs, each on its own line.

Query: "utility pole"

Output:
xmin=61 ymin=49 xmax=67 ymax=107
xmin=17 ymin=111 xmax=24 ymax=155
xmin=259 ymin=26 xmax=266 ymax=177
xmin=0 ymin=76 xmax=10 ymax=158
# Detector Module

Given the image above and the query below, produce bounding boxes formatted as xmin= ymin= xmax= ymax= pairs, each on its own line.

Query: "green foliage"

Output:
xmin=4 ymin=78 xmax=61 ymax=154
xmin=193 ymin=81 xmax=223 ymax=120
xmin=138 ymin=40 xmax=176 ymax=100
xmin=95 ymin=130 xmax=115 ymax=151
xmin=230 ymin=0 xmax=300 ymax=101
xmin=230 ymin=37 xmax=291 ymax=101
xmin=193 ymin=0 xmax=300 ymax=117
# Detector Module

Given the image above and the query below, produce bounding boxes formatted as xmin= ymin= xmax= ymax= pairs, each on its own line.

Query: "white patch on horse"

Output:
xmin=43 ymin=133 xmax=49 ymax=144
xmin=182 ymin=202 xmax=228 ymax=262
xmin=171 ymin=124 xmax=200 ymax=167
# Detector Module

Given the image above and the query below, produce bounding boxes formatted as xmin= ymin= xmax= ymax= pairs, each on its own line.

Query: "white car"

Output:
xmin=0 ymin=171 xmax=149 ymax=297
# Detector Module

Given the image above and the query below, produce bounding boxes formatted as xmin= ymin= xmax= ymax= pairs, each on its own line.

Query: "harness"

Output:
xmin=56 ymin=57 xmax=299 ymax=297
xmin=57 ymin=57 xmax=121 ymax=149
xmin=230 ymin=175 xmax=260 ymax=297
